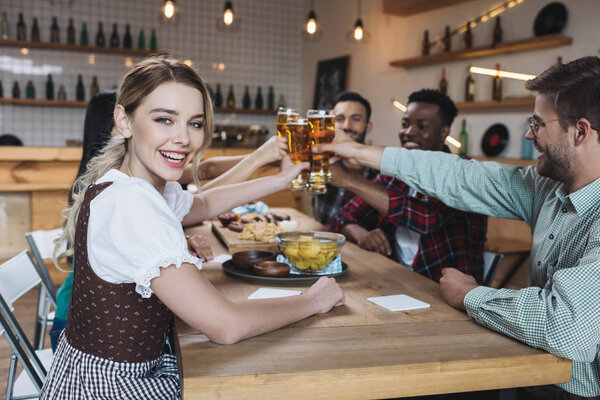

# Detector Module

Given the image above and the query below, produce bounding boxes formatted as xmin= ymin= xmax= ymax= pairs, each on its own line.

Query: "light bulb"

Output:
xmin=164 ymin=1 xmax=175 ymax=19
xmin=354 ymin=25 xmax=363 ymax=40
xmin=223 ymin=9 xmax=234 ymax=25
xmin=307 ymin=18 xmax=317 ymax=34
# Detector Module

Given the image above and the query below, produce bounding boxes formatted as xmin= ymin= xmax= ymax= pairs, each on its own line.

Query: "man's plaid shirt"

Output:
xmin=329 ymin=173 xmax=487 ymax=283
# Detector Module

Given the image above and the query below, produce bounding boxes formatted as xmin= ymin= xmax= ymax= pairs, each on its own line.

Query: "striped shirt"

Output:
xmin=380 ymin=147 xmax=600 ymax=397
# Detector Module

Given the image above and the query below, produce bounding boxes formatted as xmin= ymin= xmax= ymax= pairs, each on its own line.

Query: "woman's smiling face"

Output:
xmin=117 ymin=81 xmax=206 ymax=191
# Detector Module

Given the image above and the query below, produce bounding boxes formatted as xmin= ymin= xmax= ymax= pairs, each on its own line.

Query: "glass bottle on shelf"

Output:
xmin=556 ymin=56 xmax=563 ymax=66
xmin=464 ymin=67 xmax=475 ymax=102
xmin=439 ymin=68 xmax=448 ymax=95
xmin=254 ymin=87 xmax=263 ymax=109
xmin=492 ymin=16 xmax=502 ymax=48
xmin=137 ymin=29 xmax=145 ymax=50
xmin=17 ymin=13 xmax=26 ymax=41
xmin=492 ymin=63 xmax=502 ymax=101
xmin=31 ymin=17 xmax=40 ymax=42
xmin=242 ymin=86 xmax=251 ymax=108
xmin=458 ymin=119 xmax=468 ymax=156
xmin=214 ymin=83 xmax=223 ymax=107
xmin=95 ymin=22 xmax=105 ymax=47
xmin=267 ymin=86 xmax=275 ymax=110
xmin=76 ymin=74 xmax=85 ymax=101
xmin=109 ymin=23 xmax=119 ymax=48
xmin=421 ymin=30 xmax=430 ymax=56
xmin=67 ymin=18 xmax=76 ymax=45
xmin=226 ymin=85 xmax=235 ymax=108
xmin=12 ymin=81 xmax=20 ymax=98
xmin=123 ymin=24 xmax=132 ymax=49
xmin=0 ymin=80 xmax=3 ymax=98
xmin=442 ymin=26 xmax=451 ymax=52
xmin=90 ymin=76 xmax=99 ymax=98
xmin=46 ymin=74 xmax=54 ymax=100
xmin=463 ymin=21 xmax=473 ymax=49
xmin=1 ymin=12 xmax=9 ymax=40
xmin=25 ymin=80 xmax=35 ymax=99
xmin=277 ymin=94 xmax=285 ymax=108
xmin=80 ymin=22 xmax=88 ymax=45
xmin=57 ymin=84 xmax=66 ymax=100
xmin=149 ymin=29 xmax=157 ymax=51
xmin=50 ymin=16 xmax=60 ymax=43
xmin=521 ymin=119 xmax=534 ymax=159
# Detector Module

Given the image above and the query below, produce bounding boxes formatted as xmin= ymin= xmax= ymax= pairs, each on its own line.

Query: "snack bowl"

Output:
xmin=276 ymin=231 xmax=345 ymax=273
xmin=231 ymin=250 xmax=276 ymax=271
xmin=252 ymin=261 xmax=290 ymax=277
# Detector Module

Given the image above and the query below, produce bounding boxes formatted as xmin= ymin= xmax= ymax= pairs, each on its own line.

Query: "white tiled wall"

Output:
xmin=0 ymin=0 xmax=302 ymax=146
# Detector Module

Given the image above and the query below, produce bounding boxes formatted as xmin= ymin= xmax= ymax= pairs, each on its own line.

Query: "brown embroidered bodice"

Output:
xmin=65 ymin=182 xmax=174 ymax=363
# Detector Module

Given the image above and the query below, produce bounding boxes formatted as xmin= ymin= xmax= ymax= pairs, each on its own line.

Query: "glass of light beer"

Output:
xmin=276 ymin=107 xmax=298 ymax=138
xmin=307 ymin=109 xmax=335 ymax=194
xmin=286 ymin=117 xmax=310 ymax=190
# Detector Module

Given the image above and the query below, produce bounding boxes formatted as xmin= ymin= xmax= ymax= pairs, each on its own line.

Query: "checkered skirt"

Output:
xmin=40 ymin=333 xmax=180 ymax=399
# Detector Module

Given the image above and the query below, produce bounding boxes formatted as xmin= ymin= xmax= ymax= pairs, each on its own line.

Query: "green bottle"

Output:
xmin=459 ymin=119 xmax=469 ymax=156
xmin=137 ymin=29 xmax=145 ymax=50
xmin=267 ymin=86 xmax=275 ymax=110
xmin=80 ymin=22 xmax=88 ymax=45
xmin=149 ymin=29 xmax=157 ymax=51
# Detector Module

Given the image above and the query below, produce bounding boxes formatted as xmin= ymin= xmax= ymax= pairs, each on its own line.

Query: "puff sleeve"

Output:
xmin=87 ymin=178 xmax=202 ymax=298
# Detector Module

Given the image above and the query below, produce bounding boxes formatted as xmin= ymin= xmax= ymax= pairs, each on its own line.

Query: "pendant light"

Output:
xmin=303 ymin=0 xmax=321 ymax=41
xmin=223 ymin=1 xmax=234 ymax=26
xmin=347 ymin=0 xmax=369 ymax=43
xmin=217 ymin=1 xmax=240 ymax=31
xmin=160 ymin=0 xmax=180 ymax=24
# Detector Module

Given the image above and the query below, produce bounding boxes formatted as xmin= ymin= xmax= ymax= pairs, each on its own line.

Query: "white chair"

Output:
xmin=25 ymin=229 xmax=64 ymax=350
xmin=0 ymin=250 xmax=54 ymax=399
xmin=483 ymin=250 xmax=504 ymax=287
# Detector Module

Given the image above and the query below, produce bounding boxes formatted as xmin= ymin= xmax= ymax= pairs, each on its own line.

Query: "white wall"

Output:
xmin=300 ymin=0 xmax=600 ymax=158
xmin=0 ymin=0 xmax=302 ymax=146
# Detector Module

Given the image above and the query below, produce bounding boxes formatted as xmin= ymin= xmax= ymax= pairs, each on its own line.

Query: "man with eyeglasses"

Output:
xmin=313 ymin=56 xmax=600 ymax=399
xmin=327 ymin=89 xmax=487 ymax=283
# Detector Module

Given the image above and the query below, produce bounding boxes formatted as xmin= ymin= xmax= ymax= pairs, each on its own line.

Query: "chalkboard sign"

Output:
xmin=313 ymin=56 xmax=350 ymax=109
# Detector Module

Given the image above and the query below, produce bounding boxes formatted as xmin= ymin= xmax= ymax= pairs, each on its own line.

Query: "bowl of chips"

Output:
xmin=276 ymin=231 xmax=345 ymax=272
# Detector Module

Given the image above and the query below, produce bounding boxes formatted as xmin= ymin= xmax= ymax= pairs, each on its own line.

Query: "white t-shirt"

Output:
xmin=87 ymin=169 xmax=202 ymax=298
xmin=393 ymin=188 xmax=421 ymax=268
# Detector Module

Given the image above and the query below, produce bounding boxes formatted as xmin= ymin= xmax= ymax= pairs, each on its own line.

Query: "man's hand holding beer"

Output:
xmin=313 ymin=128 xmax=385 ymax=172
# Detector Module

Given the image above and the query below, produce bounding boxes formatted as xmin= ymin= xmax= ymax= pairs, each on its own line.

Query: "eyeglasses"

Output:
xmin=528 ymin=116 xmax=577 ymax=138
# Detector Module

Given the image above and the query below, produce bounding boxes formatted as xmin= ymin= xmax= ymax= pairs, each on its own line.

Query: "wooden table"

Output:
xmin=177 ymin=208 xmax=571 ymax=399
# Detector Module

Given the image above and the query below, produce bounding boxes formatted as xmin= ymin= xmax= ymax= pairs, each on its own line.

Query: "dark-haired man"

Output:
xmin=315 ymin=57 xmax=600 ymax=399
xmin=329 ymin=89 xmax=487 ymax=283
xmin=312 ymin=91 xmax=377 ymax=225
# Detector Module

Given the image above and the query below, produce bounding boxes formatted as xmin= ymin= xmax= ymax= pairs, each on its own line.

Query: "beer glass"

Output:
xmin=307 ymin=109 xmax=335 ymax=194
xmin=286 ymin=117 xmax=310 ymax=190
xmin=276 ymin=107 xmax=298 ymax=138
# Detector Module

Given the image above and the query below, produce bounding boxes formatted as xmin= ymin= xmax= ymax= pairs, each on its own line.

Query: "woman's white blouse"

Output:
xmin=87 ymin=169 xmax=202 ymax=298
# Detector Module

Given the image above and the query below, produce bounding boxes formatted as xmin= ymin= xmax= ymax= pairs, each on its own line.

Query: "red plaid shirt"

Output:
xmin=329 ymin=174 xmax=487 ymax=283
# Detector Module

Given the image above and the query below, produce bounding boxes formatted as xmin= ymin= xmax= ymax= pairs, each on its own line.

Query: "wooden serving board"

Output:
xmin=211 ymin=207 xmax=322 ymax=254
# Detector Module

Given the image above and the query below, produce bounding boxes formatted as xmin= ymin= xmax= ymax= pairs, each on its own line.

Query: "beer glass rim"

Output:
xmin=307 ymin=109 xmax=334 ymax=117
xmin=286 ymin=117 xmax=307 ymax=124
xmin=278 ymin=107 xmax=298 ymax=114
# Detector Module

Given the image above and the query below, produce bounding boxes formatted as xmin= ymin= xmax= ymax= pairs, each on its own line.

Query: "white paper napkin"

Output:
xmin=211 ymin=254 xmax=232 ymax=263
xmin=248 ymin=288 xmax=302 ymax=300
xmin=367 ymin=294 xmax=430 ymax=312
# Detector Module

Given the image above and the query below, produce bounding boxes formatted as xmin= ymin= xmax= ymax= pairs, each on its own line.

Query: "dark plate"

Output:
xmin=222 ymin=259 xmax=348 ymax=284
xmin=534 ymin=2 xmax=568 ymax=37
xmin=481 ymin=123 xmax=509 ymax=157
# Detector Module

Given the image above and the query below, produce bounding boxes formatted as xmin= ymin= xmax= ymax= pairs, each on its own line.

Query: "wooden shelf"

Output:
xmin=0 ymin=98 xmax=87 ymax=108
xmin=389 ymin=35 xmax=572 ymax=68
xmin=214 ymin=107 xmax=276 ymax=116
xmin=383 ymin=0 xmax=478 ymax=16
xmin=0 ymin=39 xmax=155 ymax=56
xmin=456 ymin=98 xmax=534 ymax=111
xmin=0 ymin=98 xmax=277 ymax=116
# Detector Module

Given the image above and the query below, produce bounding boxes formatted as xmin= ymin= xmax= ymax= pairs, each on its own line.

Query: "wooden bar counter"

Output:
xmin=178 ymin=208 xmax=571 ymax=399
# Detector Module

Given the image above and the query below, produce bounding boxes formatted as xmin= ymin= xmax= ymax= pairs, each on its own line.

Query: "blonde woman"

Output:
xmin=41 ymin=57 xmax=344 ymax=399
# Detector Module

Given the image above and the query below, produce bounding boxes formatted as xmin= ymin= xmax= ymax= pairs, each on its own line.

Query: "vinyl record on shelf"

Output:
xmin=481 ymin=123 xmax=509 ymax=157
xmin=534 ymin=2 xmax=568 ymax=37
